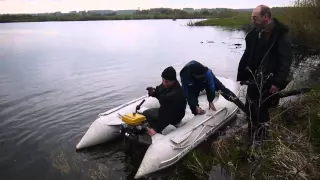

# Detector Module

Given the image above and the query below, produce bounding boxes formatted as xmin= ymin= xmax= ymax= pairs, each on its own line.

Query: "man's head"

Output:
xmin=161 ymin=66 xmax=176 ymax=88
xmin=251 ymin=5 xmax=272 ymax=28
xmin=190 ymin=62 xmax=208 ymax=80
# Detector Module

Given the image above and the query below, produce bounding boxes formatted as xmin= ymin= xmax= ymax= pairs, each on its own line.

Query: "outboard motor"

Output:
xmin=119 ymin=99 xmax=149 ymax=141
xmin=119 ymin=116 xmax=148 ymax=141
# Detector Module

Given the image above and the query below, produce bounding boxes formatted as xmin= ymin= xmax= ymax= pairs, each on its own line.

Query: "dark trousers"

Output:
xmin=188 ymin=75 xmax=239 ymax=115
xmin=245 ymin=84 xmax=279 ymax=141
xmin=142 ymin=108 xmax=160 ymax=131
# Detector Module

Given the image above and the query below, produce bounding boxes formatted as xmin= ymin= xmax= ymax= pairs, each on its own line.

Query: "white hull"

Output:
xmin=76 ymin=76 xmax=241 ymax=178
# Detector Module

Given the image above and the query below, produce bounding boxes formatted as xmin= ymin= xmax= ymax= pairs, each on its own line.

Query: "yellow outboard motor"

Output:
xmin=121 ymin=113 xmax=146 ymax=126
xmin=119 ymin=99 xmax=149 ymax=141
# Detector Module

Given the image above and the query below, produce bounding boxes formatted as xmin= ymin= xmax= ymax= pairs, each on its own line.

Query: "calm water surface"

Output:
xmin=0 ymin=19 xmax=245 ymax=180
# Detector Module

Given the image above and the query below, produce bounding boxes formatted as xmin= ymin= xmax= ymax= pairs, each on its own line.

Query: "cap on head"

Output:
xmin=190 ymin=62 xmax=208 ymax=78
xmin=161 ymin=66 xmax=177 ymax=81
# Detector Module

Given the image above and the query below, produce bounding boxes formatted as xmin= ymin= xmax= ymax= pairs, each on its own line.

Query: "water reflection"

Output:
xmin=0 ymin=19 xmax=246 ymax=180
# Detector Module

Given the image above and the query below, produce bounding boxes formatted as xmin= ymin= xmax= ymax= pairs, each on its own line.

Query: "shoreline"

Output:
xmin=0 ymin=14 xmax=209 ymax=23
xmin=0 ymin=18 xmax=204 ymax=24
xmin=188 ymin=17 xmax=251 ymax=32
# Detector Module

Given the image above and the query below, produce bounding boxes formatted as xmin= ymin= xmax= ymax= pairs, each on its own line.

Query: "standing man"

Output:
xmin=237 ymin=5 xmax=293 ymax=140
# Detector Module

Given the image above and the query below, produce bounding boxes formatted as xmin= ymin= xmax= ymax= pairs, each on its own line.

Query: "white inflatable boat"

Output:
xmin=76 ymin=76 xmax=241 ymax=179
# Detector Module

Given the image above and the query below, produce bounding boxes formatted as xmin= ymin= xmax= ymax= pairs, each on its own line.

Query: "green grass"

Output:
xmin=193 ymin=17 xmax=250 ymax=29
xmin=191 ymin=5 xmax=320 ymax=53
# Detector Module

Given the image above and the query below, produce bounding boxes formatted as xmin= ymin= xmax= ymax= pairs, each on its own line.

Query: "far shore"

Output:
xmin=0 ymin=14 xmax=210 ymax=23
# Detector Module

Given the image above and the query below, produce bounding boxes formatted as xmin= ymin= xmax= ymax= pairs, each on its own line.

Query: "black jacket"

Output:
xmin=237 ymin=18 xmax=293 ymax=90
xmin=151 ymin=81 xmax=187 ymax=132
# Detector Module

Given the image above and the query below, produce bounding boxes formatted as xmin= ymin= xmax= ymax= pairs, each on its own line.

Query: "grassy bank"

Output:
xmin=190 ymin=11 xmax=289 ymax=30
xmin=0 ymin=14 xmax=208 ymax=23
xmin=192 ymin=17 xmax=250 ymax=29
xmin=180 ymin=84 xmax=320 ymax=180
xmin=192 ymin=3 xmax=320 ymax=54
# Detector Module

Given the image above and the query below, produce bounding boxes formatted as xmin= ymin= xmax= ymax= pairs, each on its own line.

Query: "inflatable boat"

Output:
xmin=76 ymin=76 xmax=241 ymax=179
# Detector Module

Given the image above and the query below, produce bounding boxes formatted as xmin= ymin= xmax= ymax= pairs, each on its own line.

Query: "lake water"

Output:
xmin=0 ymin=19 xmax=246 ymax=180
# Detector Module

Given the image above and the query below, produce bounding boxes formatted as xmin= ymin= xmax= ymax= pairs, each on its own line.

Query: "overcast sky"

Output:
xmin=0 ymin=0 xmax=295 ymax=14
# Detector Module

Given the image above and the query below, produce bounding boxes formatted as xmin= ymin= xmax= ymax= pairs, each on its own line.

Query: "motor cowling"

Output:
xmin=119 ymin=112 xmax=148 ymax=140
xmin=121 ymin=113 xmax=146 ymax=125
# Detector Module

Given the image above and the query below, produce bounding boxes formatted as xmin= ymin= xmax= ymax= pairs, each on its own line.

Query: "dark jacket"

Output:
xmin=237 ymin=18 xmax=293 ymax=90
xmin=180 ymin=60 xmax=216 ymax=107
xmin=151 ymin=81 xmax=187 ymax=132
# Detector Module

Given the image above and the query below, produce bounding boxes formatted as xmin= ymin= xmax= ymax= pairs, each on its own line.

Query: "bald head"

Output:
xmin=257 ymin=5 xmax=272 ymax=18
xmin=251 ymin=5 xmax=272 ymax=28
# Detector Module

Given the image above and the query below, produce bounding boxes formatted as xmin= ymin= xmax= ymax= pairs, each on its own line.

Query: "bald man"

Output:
xmin=237 ymin=5 xmax=293 ymax=141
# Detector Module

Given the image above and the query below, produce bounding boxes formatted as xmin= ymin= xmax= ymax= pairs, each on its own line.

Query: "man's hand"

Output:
xmin=196 ymin=106 xmax=205 ymax=115
xmin=146 ymin=87 xmax=156 ymax=96
xmin=269 ymin=85 xmax=279 ymax=94
xmin=146 ymin=127 xmax=156 ymax=136
xmin=209 ymin=102 xmax=216 ymax=111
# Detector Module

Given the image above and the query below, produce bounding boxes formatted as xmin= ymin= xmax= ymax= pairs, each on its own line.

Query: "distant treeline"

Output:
xmin=0 ymin=8 xmax=242 ymax=23
xmin=0 ymin=14 xmax=204 ymax=23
